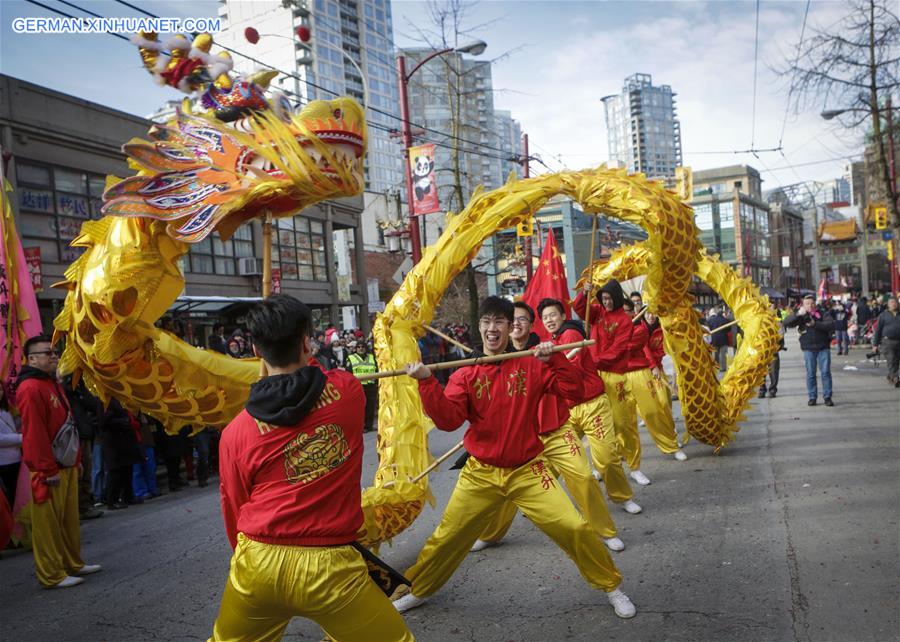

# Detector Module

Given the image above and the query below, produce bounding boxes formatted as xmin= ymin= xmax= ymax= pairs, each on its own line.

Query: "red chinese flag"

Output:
xmin=522 ymin=227 xmax=570 ymax=339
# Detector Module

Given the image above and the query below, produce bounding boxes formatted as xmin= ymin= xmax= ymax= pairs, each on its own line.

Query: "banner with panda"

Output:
xmin=408 ymin=143 xmax=440 ymax=215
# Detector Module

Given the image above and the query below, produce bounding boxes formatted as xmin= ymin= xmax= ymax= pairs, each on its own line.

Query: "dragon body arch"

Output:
xmin=53 ymin=34 xmax=779 ymax=548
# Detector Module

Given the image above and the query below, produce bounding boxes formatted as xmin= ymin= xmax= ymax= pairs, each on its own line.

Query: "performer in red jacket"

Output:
xmin=572 ymin=280 xmax=645 ymax=504
xmin=18 ymin=335 xmax=101 ymax=588
xmin=210 ymin=295 xmax=413 ymax=642
xmin=396 ymin=296 xmax=636 ymax=619
xmin=472 ymin=300 xmax=625 ymax=552
xmin=622 ymin=305 xmax=686 ymax=472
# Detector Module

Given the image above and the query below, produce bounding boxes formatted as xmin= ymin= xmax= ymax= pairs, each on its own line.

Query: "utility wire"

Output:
xmin=28 ymin=0 xmax=526 ymax=165
xmin=111 ymin=0 xmax=523 ymax=160
xmin=750 ymin=0 xmax=760 ymax=150
xmin=778 ymin=0 xmax=811 ymax=148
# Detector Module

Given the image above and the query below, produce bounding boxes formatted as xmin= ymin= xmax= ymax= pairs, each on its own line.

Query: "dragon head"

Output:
xmin=103 ymin=32 xmax=367 ymax=242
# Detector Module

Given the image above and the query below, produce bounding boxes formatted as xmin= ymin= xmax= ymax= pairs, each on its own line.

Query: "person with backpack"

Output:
xmin=17 ymin=335 xmax=101 ymax=588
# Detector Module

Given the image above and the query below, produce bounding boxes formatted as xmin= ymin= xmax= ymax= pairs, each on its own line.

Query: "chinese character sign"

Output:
xmin=408 ymin=143 xmax=439 ymax=215
xmin=271 ymin=267 xmax=281 ymax=294
xmin=23 ymin=247 xmax=42 ymax=292
xmin=1 ymin=180 xmax=43 ymax=390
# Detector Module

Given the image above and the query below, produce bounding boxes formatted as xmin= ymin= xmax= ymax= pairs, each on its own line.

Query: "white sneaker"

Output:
xmin=393 ymin=593 xmax=427 ymax=613
xmin=630 ymin=470 xmax=651 ymax=485
xmin=48 ymin=576 xmax=84 ymax=589
xmin=621 ymin=499 xmax=643 ymax=514
xmin=603 ymin=536 xmax=625 ymax=552
xmin=637 ymin=419 xmax=646 ymax=428
xmin=591 ymin=469 xmax=602 ymax=482
xmin=75 ymin=564 xmax=102 ymax=576
xmin=470 ymin=539 xmax=499 ymax=552
xmin=673 ymin=449 xmax=687 ymax=462
xmin=607 ymin=588 xmax=636 ymax=618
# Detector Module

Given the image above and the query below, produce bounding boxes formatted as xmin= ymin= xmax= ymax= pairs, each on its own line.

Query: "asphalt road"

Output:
xmin=2 ymin=345 xmax=898 ymax=642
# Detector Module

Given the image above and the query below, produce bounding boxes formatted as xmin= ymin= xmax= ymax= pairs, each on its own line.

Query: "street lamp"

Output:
xmin=397 ymin=40 xmax=487 ymax=263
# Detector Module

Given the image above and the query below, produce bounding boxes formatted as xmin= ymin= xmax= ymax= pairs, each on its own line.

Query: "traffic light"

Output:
xmin=874 ymin=205 xmax=888 ymax=230
xmin=516 ymin=216 xmax=533 ymax=237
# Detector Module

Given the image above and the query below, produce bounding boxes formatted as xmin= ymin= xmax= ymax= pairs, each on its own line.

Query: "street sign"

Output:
xmin=392 ymin=257 xmax=414 ymax=284
xmin=883 ymin=231 xmax=894 ymax=241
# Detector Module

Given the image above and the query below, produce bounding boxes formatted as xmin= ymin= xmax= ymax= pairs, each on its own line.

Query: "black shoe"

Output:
xmin=824 ymin=397 xmax=834 ymax=407
xmin=109 ymin=502 xmax=129 ymax=510
xmin=758 ymin=391 xmax=767 ymax=399
xmin=768 ymin=390 xmax=777 ymax=398
xmin=126 ymin=497 xmax=144 ymax=505
xmin=79 ymin=508 xmax=104 ymax=520
xmin=808 ymin=399 xmax=817 ymax=406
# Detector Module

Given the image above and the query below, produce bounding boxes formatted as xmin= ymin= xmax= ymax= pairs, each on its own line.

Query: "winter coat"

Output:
xmin=873 ymin=309 xmax=900 ymax=344
xmin=101 ymin=400 xmax=143 ymax=468
xmin=783 ymin=306 xmax=835 ymax=352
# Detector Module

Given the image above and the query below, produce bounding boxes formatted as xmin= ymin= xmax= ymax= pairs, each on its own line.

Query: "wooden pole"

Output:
xmin=631 ymin=306 xmax=648 ymax=324
xmin=382 ymin=440 xmax=465 ymax=488
xmin=424 ymin=324 xmax=473 ymax=354
xmin=357 ymin=339 xmax=596 ymax=382
xmin=584 ymin=215 xmax=598 ymax=337
xmin=262 ymin=210 xmax=273 ymax=297
xmin=704 ymin=318 xmax=740 ymax=336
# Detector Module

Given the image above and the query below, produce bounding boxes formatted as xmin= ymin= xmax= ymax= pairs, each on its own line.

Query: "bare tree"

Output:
xmin=779 ymin=0 xmax=900 ymax=244
xmin=402 ymin=0 xmax=519 ymax=329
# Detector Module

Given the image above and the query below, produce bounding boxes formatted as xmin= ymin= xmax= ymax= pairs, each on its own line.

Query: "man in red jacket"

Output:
xmin=472 ymin=300 xmax=625 ymax=553
xmin=18 ymin=335 xmax=101 ymax=588
xmin=397 ymin=296 xmax=636 ymax=619
xmin=572 ymin=280 xmax=648 ymax=501
xmin=210 ymin=295 xmax=413 ymax=642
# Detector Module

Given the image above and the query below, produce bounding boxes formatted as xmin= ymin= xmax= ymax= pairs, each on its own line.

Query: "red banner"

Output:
xmin=408 ymin=143 xmax=439 ymax=215
xmin=522 ymin=228 xmax=570 ymax=339
xmin=23 ymin=247 xmax=42 ymax=292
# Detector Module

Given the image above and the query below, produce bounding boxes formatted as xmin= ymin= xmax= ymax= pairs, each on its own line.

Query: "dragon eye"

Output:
xmin=333 ymin=108 xmax=342 ymax=120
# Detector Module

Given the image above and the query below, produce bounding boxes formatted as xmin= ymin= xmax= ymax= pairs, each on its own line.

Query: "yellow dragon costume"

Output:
xmin=52 ymin=33 xmax=779 ymax=547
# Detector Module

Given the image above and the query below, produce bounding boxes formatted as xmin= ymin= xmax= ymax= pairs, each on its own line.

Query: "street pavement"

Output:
xmin=1 ymin=345 xmax=898 ymax=641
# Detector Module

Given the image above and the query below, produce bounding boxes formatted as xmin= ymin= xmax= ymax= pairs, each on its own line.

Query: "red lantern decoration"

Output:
xmin=244 ymin=27 xmax=260 ymax=44
xmin=295 ymin=25 xmax=311 ymax=42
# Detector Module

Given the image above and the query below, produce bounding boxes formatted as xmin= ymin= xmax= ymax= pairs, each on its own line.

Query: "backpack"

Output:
xmin=51 ymin=413 xmax=80 ymax=468
xmin=50 ymin=383 xmax=79 ymax=468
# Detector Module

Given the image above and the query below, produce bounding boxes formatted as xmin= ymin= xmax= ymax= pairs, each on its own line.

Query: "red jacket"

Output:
xmin=418 ymin=352 xmax=582 ymax=467
xmin=645 ymin=325 xmax=665 ymax=370
xmin=572 ymin=291 xmax=633 ymax=374
xmin=626 ymin=321 xmax=652 ymax=371
xmin=218 ymin=368 xmax=365 ymax=549
xmin=17 ymin=369 xmax=75 ymax=477
xmin=553 ymin=327 xmax=605 ymax=404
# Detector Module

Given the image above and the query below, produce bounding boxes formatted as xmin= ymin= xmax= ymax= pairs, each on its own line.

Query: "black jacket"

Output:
xmin=706 ymin=313 xmax=730 ymax=348
xmin=66 ymin=380 xmax=102 ymax=441
xmin=101 ymin=399 xmax=143 ymax=468
xmin=783 ymin=306 xmax=835 ymax=352
xmin=873 ymin=309 xmax=900 ymax=344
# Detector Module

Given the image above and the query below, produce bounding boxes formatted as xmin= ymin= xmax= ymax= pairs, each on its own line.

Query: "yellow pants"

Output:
xmin=567 ymin=394 xmax=634 ymax=503
xmin=628 ymin=368 xmax=679 ymax=456
xmin=406 ymin=455 xmax=622 ymax=598
xmin=210 ymin=535 xmax=414 ymax=642
xmin=30 ymin=467 xmax=84 ymax=587
xmin=601 ymin=371 xmax=641 ymax=471
xmin=479 ymin=426 xmax=618 ymax=541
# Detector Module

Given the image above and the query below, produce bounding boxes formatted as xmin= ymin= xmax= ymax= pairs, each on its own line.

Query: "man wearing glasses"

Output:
xmin=18 ymin=335 xmax=101 ymax=588
xmin=396 ymin=296 xmax=636 ymax=619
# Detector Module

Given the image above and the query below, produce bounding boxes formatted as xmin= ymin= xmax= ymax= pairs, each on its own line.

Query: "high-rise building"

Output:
xmin=216 ymin=0 xmax=403 ymax=194
xmin=601 ymin=73 xmax=682 ymax=178
xmin=401 ymin=49 xmax=515 ymax=211
xmin=495 ymin=109 xmax=523 ymax=182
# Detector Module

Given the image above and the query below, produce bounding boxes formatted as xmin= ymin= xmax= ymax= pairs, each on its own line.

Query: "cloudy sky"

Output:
xmin=0 ymin=0 xmax=863 ymax=190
